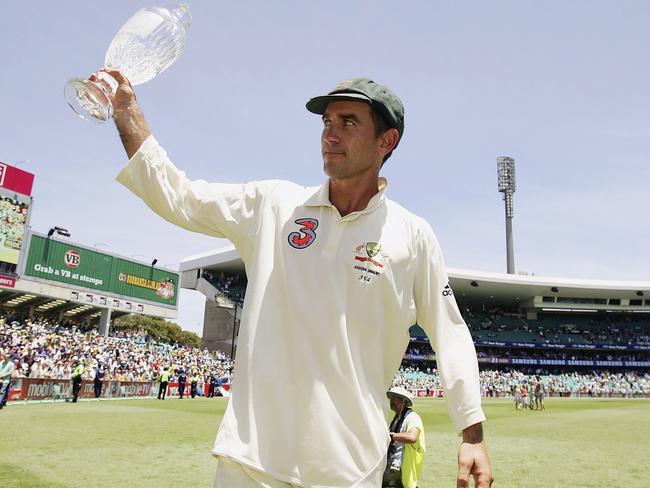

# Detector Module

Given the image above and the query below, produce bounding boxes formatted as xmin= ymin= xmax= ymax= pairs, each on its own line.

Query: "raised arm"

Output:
xmin=89 ymin=68 xmax=151 ymax=159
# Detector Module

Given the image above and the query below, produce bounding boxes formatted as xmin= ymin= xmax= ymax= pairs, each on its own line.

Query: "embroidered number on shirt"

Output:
xmin=288 ymin=218 xmax=319 ymax=249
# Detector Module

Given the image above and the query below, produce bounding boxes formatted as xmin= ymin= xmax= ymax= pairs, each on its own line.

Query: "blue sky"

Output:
xmin=2 ymin=1 xmax=649 ymax=335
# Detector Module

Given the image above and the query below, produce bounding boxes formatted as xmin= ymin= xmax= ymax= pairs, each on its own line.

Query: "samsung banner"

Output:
xmin=478 ymin=357 xmax=650 ymax=367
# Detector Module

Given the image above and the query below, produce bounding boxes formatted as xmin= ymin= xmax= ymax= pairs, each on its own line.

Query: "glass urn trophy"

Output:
xmin=64 ymin=3 xmax=192 ymax=123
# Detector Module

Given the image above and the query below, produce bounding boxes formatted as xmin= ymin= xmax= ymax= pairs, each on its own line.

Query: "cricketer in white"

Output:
xmin=97 ymin=69 xmax=494 ymax=488
xmin=117 ymin=136 xmax=485 ymax=487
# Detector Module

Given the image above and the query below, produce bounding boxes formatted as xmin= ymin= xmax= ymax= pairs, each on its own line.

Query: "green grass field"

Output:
xmin=0 ymin=397 xmax=648 ymax=487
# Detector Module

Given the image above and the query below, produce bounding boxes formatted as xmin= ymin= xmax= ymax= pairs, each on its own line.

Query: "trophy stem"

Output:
xmin=64 ymin=73 xmax=117 ymax=123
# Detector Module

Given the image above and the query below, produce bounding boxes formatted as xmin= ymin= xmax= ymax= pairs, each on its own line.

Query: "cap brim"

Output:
xmin=387 ymin=392 xmax=413 ymax=404
xmin=306 ymin=93 xmax=372 ymax=114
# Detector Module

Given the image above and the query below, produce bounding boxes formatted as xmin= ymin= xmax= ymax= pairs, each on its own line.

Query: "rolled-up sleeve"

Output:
xmin=412 ymin=222 xmax=485 ymax=433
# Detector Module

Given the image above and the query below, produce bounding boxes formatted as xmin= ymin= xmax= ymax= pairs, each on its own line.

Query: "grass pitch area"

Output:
xmin=0 ymin=397 xmax=647 ymax=487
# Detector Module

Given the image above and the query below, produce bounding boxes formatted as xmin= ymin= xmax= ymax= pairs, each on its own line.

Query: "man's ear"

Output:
xmin=379 ymin=128 xmax=399 ymax=156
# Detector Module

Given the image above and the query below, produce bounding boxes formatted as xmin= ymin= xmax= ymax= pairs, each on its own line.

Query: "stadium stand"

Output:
xmin=392 ymin=367 xmax=649 ymax=398
xmin=0 ymin=314 xmax=233 ymax=385
xmin=2 ymin=310 xmax=647 ymax=402
xmin=3 ymin=245 xmax=649 ymax=402
xmin=201 ymin=271 xmax=246 ymax=305
xmin=182 ymin=250 xmax=650 ymax=400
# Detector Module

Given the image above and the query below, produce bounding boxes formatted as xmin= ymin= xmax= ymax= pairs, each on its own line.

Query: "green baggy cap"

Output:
xmin=306 ymin=78 xmax=405 ymax=145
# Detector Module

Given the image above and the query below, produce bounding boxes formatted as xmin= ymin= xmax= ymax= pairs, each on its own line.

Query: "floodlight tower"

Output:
xmin=497 ymin=156 xmax=516 ymax=274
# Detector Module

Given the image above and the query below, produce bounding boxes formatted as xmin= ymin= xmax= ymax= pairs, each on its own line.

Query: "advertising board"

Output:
xmin=23 ymin=234 xmax=178 ymax=307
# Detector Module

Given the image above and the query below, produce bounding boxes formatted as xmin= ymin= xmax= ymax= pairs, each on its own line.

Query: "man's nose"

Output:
xmin=322 ymin=126 xmax=340 ymax=144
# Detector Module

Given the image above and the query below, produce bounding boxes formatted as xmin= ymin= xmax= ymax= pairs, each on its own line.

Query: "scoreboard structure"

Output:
xmin=0 ymin=161 xmax=34 ymax=285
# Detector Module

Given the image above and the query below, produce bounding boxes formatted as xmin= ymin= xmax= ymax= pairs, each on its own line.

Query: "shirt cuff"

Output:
xmin=115 ymin=134 xmax=159 ymax=185
xmin=455 ymin=409 xmax=487 ymax=436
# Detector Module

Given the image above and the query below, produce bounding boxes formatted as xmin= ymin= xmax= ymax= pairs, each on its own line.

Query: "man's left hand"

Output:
xmin=457 ymin=422 xmax=494 ymax=487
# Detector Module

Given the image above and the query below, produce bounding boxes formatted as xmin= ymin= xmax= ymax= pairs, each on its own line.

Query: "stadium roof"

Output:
xmin=0 ymin=276 xmax=177 ymax=322
xmin=180 ymin=246 xmax=650 ymax=312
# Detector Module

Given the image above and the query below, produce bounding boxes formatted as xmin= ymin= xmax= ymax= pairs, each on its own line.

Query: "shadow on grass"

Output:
xmin=0 ymin=463 xmax=68 ymax=488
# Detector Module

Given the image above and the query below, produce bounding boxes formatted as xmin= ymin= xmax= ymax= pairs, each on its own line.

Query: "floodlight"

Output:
xmin=497 ymin=157 xmax=516 ymax=274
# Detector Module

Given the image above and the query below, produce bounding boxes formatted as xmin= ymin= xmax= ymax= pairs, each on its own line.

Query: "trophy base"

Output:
xmin=64 ymin=78 xmax=114 ymax=123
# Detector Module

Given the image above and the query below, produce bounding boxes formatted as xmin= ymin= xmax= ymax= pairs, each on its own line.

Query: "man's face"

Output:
xmin=388 ymin=394 xmax=406 ymax=413
xmin=321 ymin=101 xmax=384 ymax=180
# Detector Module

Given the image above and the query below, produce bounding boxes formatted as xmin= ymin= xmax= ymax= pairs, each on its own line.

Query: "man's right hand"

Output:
xmin=90 ymin=68 xmax=152 ymax=159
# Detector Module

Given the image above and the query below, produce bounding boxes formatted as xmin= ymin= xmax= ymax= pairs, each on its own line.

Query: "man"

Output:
xmin=158 ymin=367 xmax=171 ymax=400
xmin=0 ymin=351 xmax=15 ymax=409
xmin=98 ymin=69 xmax=493 ymax=487
xmin=208 ymin=371 xmax=218 ymax=398
xmin=513 ymin=384 xmax=523 ymax=411
xmin=71 ymin=358 xmax=85 ymax=403
xmin=534 ymin=376 xmax=545 ymax=411
xmin=383 ymin=387 xmax=425 ymax=488
xmin=93 ymin=363 xmax=105 ymax=399
xmin=177 ymin=370 xmax=187 ymax=400
xmin=527 ymin=382 xmax=535 ymax=410
xmin=190 ymin=371 xmax=199 ymax=398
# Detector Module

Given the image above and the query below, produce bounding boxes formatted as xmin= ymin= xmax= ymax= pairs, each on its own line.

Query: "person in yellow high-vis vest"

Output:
xmin=71 ymin=359 xmax=85 ymax=403
xmin=158 ymin=368 xmax=171 ymax=400
xmin=383 ymin=387 xmax=425 ymax=488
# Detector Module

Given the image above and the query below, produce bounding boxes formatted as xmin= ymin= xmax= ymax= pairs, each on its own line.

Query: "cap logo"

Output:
xmin=334 ymin=80 xmax=353 ymax=90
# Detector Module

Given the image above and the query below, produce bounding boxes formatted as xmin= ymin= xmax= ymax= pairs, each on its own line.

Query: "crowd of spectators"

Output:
xmin=393 ymin=367 xmax=650 ymax=397
xmin=0 ymin=315 xmax=233 ymax=385
xmin=2 ymin=310 xmax=648 ymax=403
xmin=464 ymin=309 xmax=650 ymax=347
xmin=201 ymin=271 xmax=246 ymax=305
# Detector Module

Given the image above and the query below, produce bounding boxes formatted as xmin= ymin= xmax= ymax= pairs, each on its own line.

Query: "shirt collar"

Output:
xmin=304 ymin=177 xmax=389 ymax=213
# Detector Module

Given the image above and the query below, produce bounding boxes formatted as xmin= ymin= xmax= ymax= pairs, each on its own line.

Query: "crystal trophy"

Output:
xmin=64 ymin=3 xmax=192 ymax=123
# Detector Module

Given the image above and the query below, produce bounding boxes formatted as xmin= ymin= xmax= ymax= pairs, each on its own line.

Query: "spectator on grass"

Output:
xmin=527 ymin=383 xmax=535 ymax=410
xmin=513 ymin=385 xmax=523 ymax=410
xmin=190 ymin=371 xmax=199 ymax=398
xmin=94 ymin=363 xmax=105 ymax=399
xmin=0 ymin=350 xmax=15 ymax=409
xmin=177 ymin=370 xmax=187 ymax=399
xmin=71 ymin=358 xmax=85 ymax=403
xmin=534 ymin=377 xmax=545 ymax=411
xmin=158 ymin=367 xmax=171 ymax=400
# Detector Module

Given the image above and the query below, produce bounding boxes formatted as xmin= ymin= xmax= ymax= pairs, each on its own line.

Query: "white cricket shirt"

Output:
xmin=117 ymin=136 xmax=485 ymax=488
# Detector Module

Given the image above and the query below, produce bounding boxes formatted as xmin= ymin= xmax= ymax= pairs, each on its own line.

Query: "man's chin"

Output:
xmin=323 ymin=161 xmax=343 ymax=178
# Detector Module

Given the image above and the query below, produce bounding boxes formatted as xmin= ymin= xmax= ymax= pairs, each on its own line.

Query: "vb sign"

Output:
xmin=64 ymin=250 xmax=81 ymax=269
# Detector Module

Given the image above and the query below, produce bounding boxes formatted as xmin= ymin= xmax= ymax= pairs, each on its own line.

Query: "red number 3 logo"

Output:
xmin=288 ymin=218 xmax=319 ymax=249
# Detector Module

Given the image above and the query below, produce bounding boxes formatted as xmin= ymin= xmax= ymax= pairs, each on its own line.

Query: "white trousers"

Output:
xmin=213 ymin=456 xmax=384 ymax=488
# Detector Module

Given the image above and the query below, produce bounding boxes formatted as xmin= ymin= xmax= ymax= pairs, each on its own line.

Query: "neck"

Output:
xmin=328 ymin=174 xmax=381 ymax=217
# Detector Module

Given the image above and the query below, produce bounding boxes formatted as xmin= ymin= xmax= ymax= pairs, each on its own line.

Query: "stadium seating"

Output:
xmin=0 ymin=315 xmax=233 ymax=384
